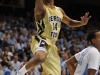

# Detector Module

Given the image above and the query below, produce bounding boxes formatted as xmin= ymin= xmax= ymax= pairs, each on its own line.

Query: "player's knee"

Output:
xmin=38 ymin=54 xmax=46 ymax=62
xmin=34 ymin=47 xmax=47 ymax=63
xmin=35 ymin=55 xmax=46 ymax=63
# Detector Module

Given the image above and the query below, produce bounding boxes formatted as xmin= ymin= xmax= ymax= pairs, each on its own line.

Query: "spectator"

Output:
xmin=20 ymin=31 xmax=27 ymax=43
xmin=7 ymin=32 xmax=17 ymax=52
xmin=20 ymin=56 xmax=28 ymax=65
xmin=4 ymin=67 xmax=11 ymax=75
xmin=4 ymin=63 xmax=16 ymax=75
xmin=0 ymin=31 xmax=3 ymax=40
xmin=27 ymin=34 xmax=32 ymax=44
xmin=3 ymin=47 xmax=13 ymax=61
xmin=16 ymin=38 xmax=26 ymax=60
xmin=11 ymin=55 xmax=21 ymax=71
xmin=21 ymin=26 xmax=28 ymax=35
xmin=60 ymin=49 xmax=69 ymax=63
xmin=0 ymin=52 xmax=3 ymax=62
xmin=61 ymin=69 xmax=67 ymax=75
xmin=1 ymin=30 xmax=10 ymax=41
xmin=61 ymin=49 xmax=69 ymax=75
xmin=0 ymin=56 xmax=9 ymax=68
xmin=59 ymin=32 xmax=68 ymax=51
xmin=1 ymin=31 xmax=10 ymax=48
xmin=23 ymin=44 xmax=33 ymax=60
xmin=0 ymin=63 xmax=3 ymax=75
xmin=69 ymin=41 xmax=76 ymax=55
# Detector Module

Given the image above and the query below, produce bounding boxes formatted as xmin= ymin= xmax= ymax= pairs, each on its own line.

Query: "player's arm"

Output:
xmin=59 ymin=8 xmax=91 ymax=27
xmin=34 ymin=0 xmax=44 ymax=15
xmin=66 ymin=56 xmax=77 ymax=75
xmin=87 ymin=69 xmax=97 ymax=75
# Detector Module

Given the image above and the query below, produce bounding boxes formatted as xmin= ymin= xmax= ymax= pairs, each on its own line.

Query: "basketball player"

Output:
xmin=66 ymin=30 xmax=100 ymax=75
xmin=16 ymin=0 xmax=91 ymax=75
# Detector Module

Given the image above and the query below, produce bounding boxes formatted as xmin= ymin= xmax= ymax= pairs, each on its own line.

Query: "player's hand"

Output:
xmin=81 ymin=12 xmax=91 ymax=25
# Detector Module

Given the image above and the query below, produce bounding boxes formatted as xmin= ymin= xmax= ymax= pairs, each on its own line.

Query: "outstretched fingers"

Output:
xmin=85 ymin=12 xmax=88 ymax=18
xmin=88 ymin=15 xmax=91 ymax=20
xmin=84 ymin=12 xmax=91 ymax=19
xmin=81 ymin=16 xmax=84 ymax=21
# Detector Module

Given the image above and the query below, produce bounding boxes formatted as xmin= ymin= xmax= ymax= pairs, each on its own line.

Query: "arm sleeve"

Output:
xmin=88 ymin=50 xmax=99 ymax=70
xmin=75 ymin=52 xmax=81 ymax=61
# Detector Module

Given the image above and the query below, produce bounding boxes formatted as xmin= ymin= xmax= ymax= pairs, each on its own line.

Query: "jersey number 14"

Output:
xmin=50 ymin=23 xmax=58 ymax=38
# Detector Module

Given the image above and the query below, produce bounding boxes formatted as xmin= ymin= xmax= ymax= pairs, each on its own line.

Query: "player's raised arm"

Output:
xmin=35 ymin=0 xmax=44 ymax=15
xmin=59 ymin=8 xmax=91 ymax=27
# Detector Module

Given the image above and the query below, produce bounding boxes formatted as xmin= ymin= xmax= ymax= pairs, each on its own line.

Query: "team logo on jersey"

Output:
xmin=41 ymin=41 xmax=45 ymax=44
xmin=40 ymin=40 xmax=47 ymax=47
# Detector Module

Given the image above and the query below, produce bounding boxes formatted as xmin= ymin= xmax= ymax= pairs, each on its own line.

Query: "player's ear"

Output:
xmin=91 ymin=39 xmax=96 ymax=43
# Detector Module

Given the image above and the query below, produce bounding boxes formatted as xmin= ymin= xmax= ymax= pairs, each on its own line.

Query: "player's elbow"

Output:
xmin=66 ymin=56 xmax=77 ymax=66
xmin=66 ymin=60 xmax=71 ymax=67
xmin=64 ymin=19 xmax=74 ymax=27
xmin=67 ymin=19 xmax=74 ymax=27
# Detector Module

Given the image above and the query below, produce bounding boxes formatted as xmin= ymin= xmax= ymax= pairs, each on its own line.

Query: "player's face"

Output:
xmin=93 ymin=31 xmax=100 ymax=46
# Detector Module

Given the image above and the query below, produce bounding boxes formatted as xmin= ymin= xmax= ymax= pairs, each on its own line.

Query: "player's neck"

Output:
xmin=44 ymin=1 xmax=55 ymax=9
xmin=92 ymin=45 xmax=100 ymax=52
xmin=47 ymin=4 xmax=55 ymax=9
xmin=97 ymin=47 xmax=100 ymax=52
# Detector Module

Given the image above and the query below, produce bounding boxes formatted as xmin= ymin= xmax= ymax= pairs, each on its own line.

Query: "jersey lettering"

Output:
xmin=49 ymin=16 xmax=61 ymax=38
xmin=78 ymin=48 xmax=89 ymax=65
xmin=51 ymin=32 xmax=58 ymax=38
xmin=49 ymin=16 xmax=61 ymax=23
xmin=53 ymin=23 xmax=57 ymax=30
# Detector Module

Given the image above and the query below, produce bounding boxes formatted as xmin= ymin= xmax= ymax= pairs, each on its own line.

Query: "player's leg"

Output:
xmin=41 ymin=45 xmax=61 ymax=75
xmin=15 ymin=47 xmax=47 ymax=75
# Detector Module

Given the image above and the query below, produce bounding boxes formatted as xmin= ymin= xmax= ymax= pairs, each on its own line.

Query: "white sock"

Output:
xmin=19 ymin=64 xmax=28 ymax=75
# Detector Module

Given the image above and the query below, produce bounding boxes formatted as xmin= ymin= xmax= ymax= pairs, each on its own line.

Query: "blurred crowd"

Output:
xmin=0 ymin=0 xmax=21 ymax=6
xmin=0 ymin=4 xmax=100 ymax=75
xmin=0 ymin=13 xmax=37 ymax=75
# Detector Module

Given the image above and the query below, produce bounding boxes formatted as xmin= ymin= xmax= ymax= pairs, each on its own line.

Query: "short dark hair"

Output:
xmin=87 ymin=30 xmax=100 ymax=43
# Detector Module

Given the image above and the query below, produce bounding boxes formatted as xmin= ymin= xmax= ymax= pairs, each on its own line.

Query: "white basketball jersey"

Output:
xmin=74 ymin=46 xmax=100 ymax=75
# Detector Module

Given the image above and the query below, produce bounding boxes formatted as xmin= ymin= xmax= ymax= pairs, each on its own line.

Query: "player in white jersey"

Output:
xmin=66 ymin=30 xmax=100 ymax=75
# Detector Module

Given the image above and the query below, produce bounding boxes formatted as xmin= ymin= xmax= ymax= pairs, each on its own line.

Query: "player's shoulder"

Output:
xmin=81 ymin=46 xmax=99 ymax=54
xmin=90 ymin=46 xmax=99 ymax=52
xmin=55 ymin=6 xmax=65 ymax=15
xmin=89 ymin=46 xmax=99 ymax=55
xmin=56 ymin=6 xmax=63 ymax=11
